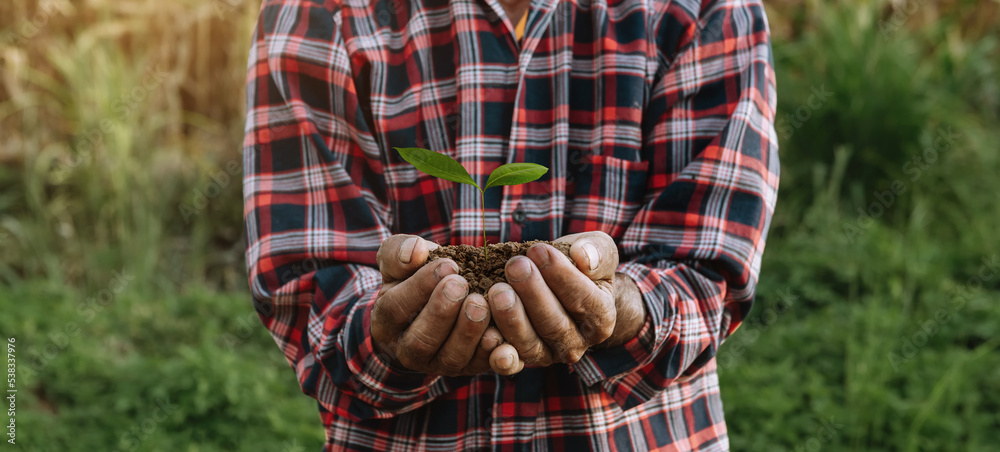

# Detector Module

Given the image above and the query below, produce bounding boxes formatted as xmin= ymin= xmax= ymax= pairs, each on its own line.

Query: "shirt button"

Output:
xmin=512 ymin=204 xmax=527 ymax=224
xmin=484 ymin=416 xmax=493 ymax=429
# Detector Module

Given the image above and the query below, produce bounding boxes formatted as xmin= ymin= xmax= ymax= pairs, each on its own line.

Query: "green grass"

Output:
xmin=2 ymin=282 xmax=325 ymax=451
xmin=721 ymin=211 xmax=1000 ymax=451
xmin=1 ymin=0 xmax=999 ymax=450
xmin=718 ymin=2 xmax=1000 ymax=450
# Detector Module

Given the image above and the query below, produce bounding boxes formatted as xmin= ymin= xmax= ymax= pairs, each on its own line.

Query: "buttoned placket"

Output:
xmin=487 ymin=0 xmax=565 ymax=244
xmin=479 ymin=0 xmax=523 ymax=438
xmin=478 ymin=1 xmax=562 ymax=444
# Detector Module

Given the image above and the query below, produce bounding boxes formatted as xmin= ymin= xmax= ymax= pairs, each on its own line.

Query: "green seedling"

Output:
xmin=395 ymin=147 xmax=548 ymax=260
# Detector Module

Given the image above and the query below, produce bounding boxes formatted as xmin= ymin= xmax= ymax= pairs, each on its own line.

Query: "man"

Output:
xmin=243 ymin=0 xmax=778 ymax=448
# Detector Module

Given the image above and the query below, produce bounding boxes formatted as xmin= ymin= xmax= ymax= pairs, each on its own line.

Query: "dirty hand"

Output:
xmin=486 ymin=231 xmax=646 ymax=375
xmin=371 ymin=234 xmax=503 ymax=376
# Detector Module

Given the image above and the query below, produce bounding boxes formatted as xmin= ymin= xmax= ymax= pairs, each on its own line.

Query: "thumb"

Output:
xmin=555 ymin=231 xmax=619 ymax=280
xmin=377 ymin=234 xmax=440 ymax=283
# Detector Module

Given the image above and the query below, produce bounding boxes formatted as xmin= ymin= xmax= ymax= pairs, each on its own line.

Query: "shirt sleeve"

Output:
xmin=243 ymin=0 xmax=446 ymax=421
xmin=570 ymin=0 xmax=780 ymax=410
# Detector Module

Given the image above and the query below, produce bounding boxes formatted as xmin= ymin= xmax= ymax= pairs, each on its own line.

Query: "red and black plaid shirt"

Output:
xmin=243 ymin=0 xmax=778 ymax=449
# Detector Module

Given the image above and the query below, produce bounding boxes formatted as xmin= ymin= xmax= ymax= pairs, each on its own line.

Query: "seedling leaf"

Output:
xmin=396 ymin=147 xmax=479 ymax=189
xmin=396 ymin=146 xmax=550 ymax=261
xmin=484 ymin=163 xmax=548 ymax=190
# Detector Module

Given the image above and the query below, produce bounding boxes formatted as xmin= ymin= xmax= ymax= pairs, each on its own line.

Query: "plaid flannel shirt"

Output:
xmin=242 ymin=0 xmax=779 ymax=449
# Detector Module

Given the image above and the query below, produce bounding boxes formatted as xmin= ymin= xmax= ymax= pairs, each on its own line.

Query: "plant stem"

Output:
xmin=480 ymin=189 xmax=487 ymax=260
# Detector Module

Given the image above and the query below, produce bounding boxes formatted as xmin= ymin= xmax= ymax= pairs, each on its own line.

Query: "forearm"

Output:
xmin=569 ymin=0 xmax=778 ymax=406
xmin=253 ymin=261 xmax=446 ymax=420
xmin=571 ymin=260 xmax=729 ymax=408
xmin=244 ymin=1 xmax=449 ymax=420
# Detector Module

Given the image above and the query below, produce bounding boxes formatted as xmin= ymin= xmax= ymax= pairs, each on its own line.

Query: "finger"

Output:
xmin=465 ymin=327 xmax=503 ymax=374
xmin=487 ymin=283 xmax=552 ymax=366
xmin=394 ymin=274 xmax=469 ymax=371
xmin=489 ymin=343 xmax=524 ymax=376
xmin=554 ymin=231 xmax=619 ymax=281
xmin=432 ymin=293 xmax=491 ymax=376
xmin=371 ymin=259 xmax=459 ymax=345
xmin=377 ymin=235 xmax=441 ymax=283
xmin=504 ymin=255 xmax=588 ymax=363
xmin=527 ymin=243 xmax=615 ymax=346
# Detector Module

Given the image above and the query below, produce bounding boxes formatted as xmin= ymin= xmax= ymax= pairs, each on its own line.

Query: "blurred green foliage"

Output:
xmin=1 ymin=0 xmax=998 ymax=450
xmin=1 ymin=284 xmax=325 ymax=450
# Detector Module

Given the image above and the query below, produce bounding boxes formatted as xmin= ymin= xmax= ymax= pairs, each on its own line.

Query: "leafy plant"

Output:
xmin=395 ymin=147 xmax=548 ymax=259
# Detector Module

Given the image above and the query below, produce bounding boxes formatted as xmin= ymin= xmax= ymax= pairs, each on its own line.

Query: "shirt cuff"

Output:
xmin=342 ymin=288 xmax=442 ymax=398
xmin=569 ymin=261 xmax=669 ymax=407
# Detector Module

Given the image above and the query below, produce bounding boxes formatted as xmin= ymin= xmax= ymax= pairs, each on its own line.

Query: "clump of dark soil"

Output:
xmin=427 ymin=240 xmax=572 ymax=294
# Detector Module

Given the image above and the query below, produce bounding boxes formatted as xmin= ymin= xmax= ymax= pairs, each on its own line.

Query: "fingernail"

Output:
xmin=433 ymin=261 xmax=458 ymax=280
xmin=398 ymin=237 xmax=418 ymax=264
xmin=443 ymin=280 xmax=468 ymax=302
xmin=507 ymin=257 xmax=532 ymax=282
xmin=529 ymin=244 xmax=551 ymax=268
xmin=466 ymin=302 xmax=488 ymax=322
xmin=497 ymin=354 xmax=513 ymax=370
xmin=482 ymin=335 xmax=501 ymax=351
xmin=493 ymin=290 xmax=515 ymax=311
xmin=582 ymin=242 xmax=600 ymax=271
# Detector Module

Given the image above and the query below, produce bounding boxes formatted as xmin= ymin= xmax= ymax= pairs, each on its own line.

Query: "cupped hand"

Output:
xmin=486 ymin=231 xmax=646 ymax=375
xmin=370 ymin=234 xmax=503 ymax=376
